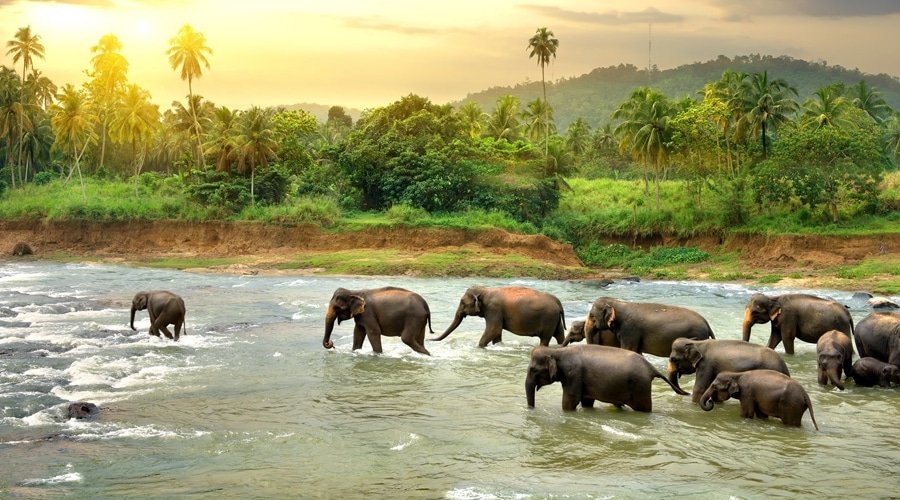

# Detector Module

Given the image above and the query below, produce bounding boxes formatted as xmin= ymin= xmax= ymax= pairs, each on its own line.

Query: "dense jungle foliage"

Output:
xmin=2 ymin=25 xmax=899 ymax=261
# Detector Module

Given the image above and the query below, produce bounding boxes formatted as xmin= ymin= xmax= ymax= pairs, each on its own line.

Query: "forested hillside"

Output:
xmin=459 ymin=54 xmax=900 ymax=130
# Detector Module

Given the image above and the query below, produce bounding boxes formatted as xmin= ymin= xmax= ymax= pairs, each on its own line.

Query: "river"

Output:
xmin=0 ymin=262 xmax=897 ymax=498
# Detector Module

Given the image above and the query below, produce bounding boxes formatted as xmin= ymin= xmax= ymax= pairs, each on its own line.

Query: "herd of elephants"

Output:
xmin=129 ymin=286 xmax=900 ymax=430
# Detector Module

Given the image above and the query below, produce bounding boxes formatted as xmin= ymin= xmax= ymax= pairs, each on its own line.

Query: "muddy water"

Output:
xmin=0 ymin=262 xmax=897 ymax=498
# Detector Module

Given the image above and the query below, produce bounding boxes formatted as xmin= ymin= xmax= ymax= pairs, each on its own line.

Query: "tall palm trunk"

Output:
xmin=188 ymin=77 xmax=205 ymax=167
xmin=99 ymin=114 xmax=108 ymax=171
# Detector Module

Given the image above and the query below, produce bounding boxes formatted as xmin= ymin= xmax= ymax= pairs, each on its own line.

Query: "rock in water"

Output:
xmin=67 ymin=402 xmax=99 ymax=419
xmin=12 ymin=242 xmax=32 ymax=256
xmin=867 ymin=297 xmax=899 ymax=310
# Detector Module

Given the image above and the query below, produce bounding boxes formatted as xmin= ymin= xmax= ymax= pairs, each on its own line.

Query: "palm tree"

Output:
xmin=167 ymin=24 xmax=212 ymax=167
xmin=847 ymin=80 xmax=890 ymax=123
xmin=109 ymin=84 xmax=159 ymax=191
xmin=204 ymin=106 xmax=239 ymax=173
xmin=90 ymin=34 xmax=128 ymax=171
xmin=802 ymin=83 xmax=853 ymax=130
xmin=735 ymin=71 xmax=798 ymax=158
xmin=50 ymin=84 xmax=96 ymax=198
xmin=527 ymin=27 xmax=558 ymax=159
xmin=884 ymin=112 xmax=900 ymax=163
xmin=521 ymin=98 xmax=555 ymax=143
xmin=612 ymin=87 xmax=673 ymax=209
xmin=0 ymin=67 xmax=23 ymax=186
xmin=235 ymin=106 xmax=278 ymax=205
xmin=20 ymin=112 xmax=52 ymax=181
xmin=565 ymin=117 xmax=590 ymax=157
xmin=457 ymin=101 xmax=485 ymax=139
xmin=486 ymin=95 xmax=521 ymax=141
xmin=6 ymin=26 xmax=45 ymax=188
xmin=706 ymin=70 xmax=748 ymax=174
xmin=590 ymin=122 xmax=616 ymax=153
xmin=25 ymin=69 xmax=56 ymax=111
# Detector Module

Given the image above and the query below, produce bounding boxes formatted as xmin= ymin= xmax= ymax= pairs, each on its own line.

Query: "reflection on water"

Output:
xmin=0 ymin=262 xmax=897 ymax=497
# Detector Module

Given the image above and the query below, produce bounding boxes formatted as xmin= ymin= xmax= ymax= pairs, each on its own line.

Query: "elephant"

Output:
xmin=130 ymin=291 xmax=186 ymax=341
xmin=698 ymin=370 xmax=819 ymax=430
xmin=741 ymin=293 xmax=853 ymax=355
xmin=323 ymin=287 xmax=433 ymax=355
xmin=561 ymin=320 xmax=618 ymax=347
xmin=432 ymin=286 xmax=566 ymax=347
xmin=816 ymin=330 xmax=854 ymax=390
xmin=526 ymin=344 xmax=688 ymax=412
xmin=579 ymin=297 xmax=715 ymax=357
xmin=850 ymin=357 xmax=900 ymax=387
xmin=67 ymin=402 xmax=99 ymax=420
xmin=667 ymin=338 xmax=790 ymax=404
xmin=854 ymin=312 xmax=900 ymax=366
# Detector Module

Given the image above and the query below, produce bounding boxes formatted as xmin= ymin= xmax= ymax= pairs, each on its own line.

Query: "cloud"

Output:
xmin=520 ymin=5 xmax=683 ymax=25
xmin=341 ymin=17 xmax=474 ymax=36
xmin=705 ymin=0 xmax=900 ymax=20
xmin=0 ymin=0 xmax=116 ymax=6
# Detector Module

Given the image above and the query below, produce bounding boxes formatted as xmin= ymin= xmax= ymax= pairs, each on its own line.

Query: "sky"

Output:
xmin=1 ymin=0 xmax=899 ymax=111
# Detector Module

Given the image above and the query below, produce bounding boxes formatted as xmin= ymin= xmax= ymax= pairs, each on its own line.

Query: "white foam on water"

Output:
xmin=20 ymin=472 xmax=83 ymax=486
xmin=23 ymin=367 xmax=67 ymax=379
xmin=0 ymin=271 xmax=48 ymax=284
xmin=391 ymin=433 xmax=420 ymax=451
xmin=600 ymin=424 xmax=640 ymax=440
xmin=21 ymin=408 xmax=57 ymax=427
xmin=275 ymin=279 xmax=313 ymax=287
xmin=272 ymin=352 xmax=282 ymax=357
xmin=49 ymin=385 xmax=153 ymax=404
xmin=445 ymin=487 xmax=499 ymax=500
xmin=69 ymin=423 xmax=181 ymax=440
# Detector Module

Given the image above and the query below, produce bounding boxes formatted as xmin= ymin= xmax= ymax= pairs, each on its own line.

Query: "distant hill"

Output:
xmin=280 ymin=102 xmax=363 ymax=123
xmin=457 ymin=54 xmax=900 ymax=130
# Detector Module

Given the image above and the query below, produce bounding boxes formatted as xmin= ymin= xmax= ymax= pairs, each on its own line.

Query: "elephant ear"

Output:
xmin=134 ymin=294 xmax=148 ymax=310
xmin=728 ymin=379 xmax=741 ymax=398
xmin=471 ymin=293 xmax=482 ymax=314
xmin=349 ymin=295 xmax=366 ymax=317
xmin=769 ymin=307 xmax=782 ymax=323
xmin=606 ymin=306 xmax=616 ymax=329
xmin=547 ymin=356 xmax=558 ymax=380
xmin=686 ymin=344 xmax=703 ymax=368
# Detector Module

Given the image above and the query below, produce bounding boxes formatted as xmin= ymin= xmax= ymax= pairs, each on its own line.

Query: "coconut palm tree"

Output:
xmin=521 ymin=98 xmax=555 ymax=143
xmin=109 ymin=84 xmax=159 ymax=192
xmin=802 ymin=83 xmax=854 ymax=130
xmin=235 ymin=106 xmax=278 ymax=205
xmin=204 ymin=106 xmax=240 ymax=173
xmin=20 ymin=112 xmax=52 ymax=181
xmin=705 ymin=70 xmax=748 ymax=174
xmin=50 ymin=84 xmax=96 ymax=198
xmin=735 ymin=71 xmax=798 ymax=158
xmin=25 ymin=69 xmax=56 ymax=111
xmin=0 ymin=67 xmax=23 ymax=185
xmin=565 ymin=117 xmax=590 ymax=157
xmin=884 ymin=111 xmax=900 ymax=163
xmin=591 ymin=122 xmax=616 ymax=153
xmin=527 ymin=27 xmax=558 ymax=159
xmin=90 ymin=34 xmax=128 ymax=171
xmin=486 ymin=95 xmax=521 ymax=141
xmin=457 ymin=101 xmax=485 ymax=140
xmin=167 ymin=24 xmax=212 ymax=167
xmin=847 ymin=80 xmax=890 ymax=123
xmin=169 ymin=94 xmax=210 ymax=164
xmin=6 ymin=26 xmax=45 ymax=188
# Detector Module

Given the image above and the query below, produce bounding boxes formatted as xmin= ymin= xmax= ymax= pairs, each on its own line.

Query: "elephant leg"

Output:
xmin=767 ymin=331 xmax=783 ymax=351
xmin=401 ymin=326 xmax=431 ymax=356
xmin=352 ymin=324 xmax=366 ymax=351
xmin=739 ymin=397 xmax=756 ymax=419
xmin=491 ymin=333 xmax=502 ymax=344
xmin=692 ymin=369 xmax=715 ymax=403
xmin=553 ymin=325 xmax=565 ymax=345
xmin=366 ymin=325 xmax=384 ymax=354
xmin=782 ymin=335 xmax=796 ymax=356
xmin=153 ymin=317 xmax=175 ymax=340
xmin=581 ymin=397 xmax=595 ymax=408
xmin=172 ymin=321 xmax=183 ymax=341
xmin=478 ymin=319 xmax=503 ymax=348
xmin=561 ymin=388 xmax=581 ymax=411
xmin=629 ymin=394 xmax=653 ymax=413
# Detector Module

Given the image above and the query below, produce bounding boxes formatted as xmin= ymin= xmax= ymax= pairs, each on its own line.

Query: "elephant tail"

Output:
xmin=427 ymin=311 xmax=434 ymax=334
xmin=559 ymin=310 xmax=567 ymax=334
xmin=805 ymin=392 xmax=820 ymax=431
xmin=653 ymin=369 xmax=689 ymax=396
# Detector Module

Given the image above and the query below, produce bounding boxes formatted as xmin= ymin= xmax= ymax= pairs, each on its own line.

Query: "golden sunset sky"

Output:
xmin=2 ymin=0 xmax=899 ymax=111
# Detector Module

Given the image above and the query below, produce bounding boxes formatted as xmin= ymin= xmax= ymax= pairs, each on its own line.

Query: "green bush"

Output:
xmin=386 ymin=204 xmax=429 ymax=223
xmin=33 ymin=171 xmax=58 ymax=185
xmin=239 ymin=195 xmax=342 ymax=227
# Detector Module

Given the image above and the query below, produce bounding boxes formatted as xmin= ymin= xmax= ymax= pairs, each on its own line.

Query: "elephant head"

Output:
xmin=323 ymin=288 xmax=366 ymax=349
xmin=667 ymin=339 xmax=703 ymax=393
xmin=561 ymin=320 xmax=586 ymax=346
xmin=742 ymin=293 xmax=779 ymax=342
xmin=817 ymin=351 xmax=846 ymax=390
xmin=585 ymin=298 xmax=618 ymax=340
xmin=699 ymin=373 xmax=740 ymax=411
xmin=525 ymin=346 xmax=559 ymax=408
xmin=882 ymin=365 xmax=900 ymax=387
xmin=130 ymin=292 xmax=149 ymax=331
xmin=433 ymin=287 xmax=485 ymax=341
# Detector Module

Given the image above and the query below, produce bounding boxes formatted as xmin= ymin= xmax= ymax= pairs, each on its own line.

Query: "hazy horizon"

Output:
xmin=2 ymin=0 xmax=899 ymax=111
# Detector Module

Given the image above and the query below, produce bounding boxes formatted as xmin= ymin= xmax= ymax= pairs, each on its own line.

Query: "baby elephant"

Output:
xmin=526 ymin=344 xmax=687 ymax=412
xmin=850 ymin=357 xmax=900 ymax=387
xmin=816 ymin=330 xmax=854 ymax=390
xmin=130 ymin=291 xmax=186 ymax=341
xmin=561 ymin=320 xmax=618 ymax=347
xmin=699 ymin=370 xmax=819 ymax=430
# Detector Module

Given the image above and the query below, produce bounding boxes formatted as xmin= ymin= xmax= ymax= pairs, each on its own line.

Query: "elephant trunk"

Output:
xmin=667 ymin=360 xmax=683 ymax=393
xmin=741 ymin=307 xmax=753 ymax=342
xmin=827 ymin=365 xmax=845 ymax=390
xmin=432 ymin=308 xmax=464 ymax=342
xmin=323 ymin=304 xmax=336 ymax=349
xmin=699 ymin=388 xmax=716 ymax=411
xmin=130 ymin=306 xmax=137 ymax=331
xmin=526 ymin=381 xmax=537 ymax=408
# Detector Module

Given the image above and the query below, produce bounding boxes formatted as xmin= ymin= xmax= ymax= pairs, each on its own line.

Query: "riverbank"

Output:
xmin=1 ymin=220 xmax=897 ymax=293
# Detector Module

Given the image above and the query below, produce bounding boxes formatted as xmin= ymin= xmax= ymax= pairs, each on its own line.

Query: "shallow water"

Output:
xmin=0 ymin=262 xmax=898 ymax=498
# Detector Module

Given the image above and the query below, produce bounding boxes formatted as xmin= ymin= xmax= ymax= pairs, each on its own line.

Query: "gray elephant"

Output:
xmin=561 ymin=320 xmax=618 ymax=347
xmin=816 ymin=330 xmax=854 ymax=390
xmin=526 ymin=344 xmax=687 ymax=412
xmin=854 ymin=312 xmax=900 ymax=366
xmin=850 ymin=357 xmax=900 ymax=387
xmin=433 ymin=286 xmax=565 ymax=347
xmin=577 ymin=297 xmax=715 ymax=357
xmin=323 ymin=287 xmax=433 ymax=355
xmin=698 ymin=370 xmax=819 ymax=430
xmin=131 ymin=291 xmax=186 ymax=341
xmin=741 ymin=293 xmax=853 ymax=355
xmin=667 ymin=338 xmax=790 ymax=404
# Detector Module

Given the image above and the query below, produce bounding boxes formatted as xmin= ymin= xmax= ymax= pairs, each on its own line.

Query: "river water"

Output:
xmin=0 ymin=261 xmax=898 ymax=498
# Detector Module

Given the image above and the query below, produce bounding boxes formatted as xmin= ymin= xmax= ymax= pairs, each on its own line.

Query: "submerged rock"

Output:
xmin=67 ymin=402 xmax=99 ymax=420
xmin=852 ymin=291 xmax=874 ymax=301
